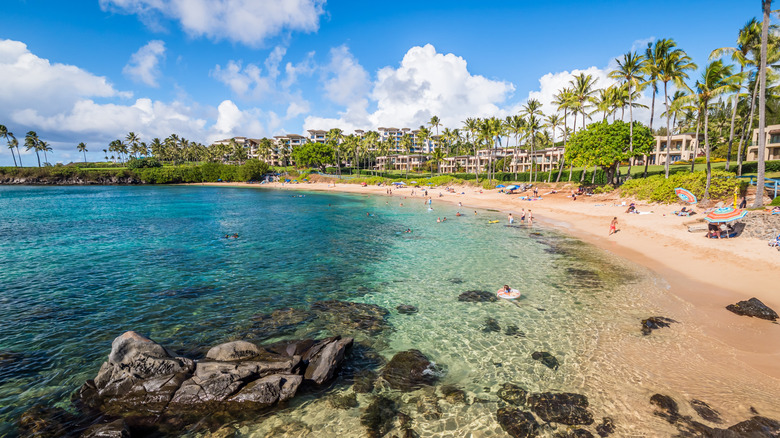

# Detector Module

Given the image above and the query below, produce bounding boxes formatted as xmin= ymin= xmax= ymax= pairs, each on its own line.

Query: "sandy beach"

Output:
xmin=191 ymin=180 xmax=780 ymax=383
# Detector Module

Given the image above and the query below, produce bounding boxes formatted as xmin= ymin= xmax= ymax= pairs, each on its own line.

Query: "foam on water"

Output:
xmin=0 ymin=186 xmax=777 ymax=437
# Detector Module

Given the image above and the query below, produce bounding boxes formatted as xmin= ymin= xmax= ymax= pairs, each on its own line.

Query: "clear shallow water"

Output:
xmin=0 ymin=186 xmax=777 ymax=437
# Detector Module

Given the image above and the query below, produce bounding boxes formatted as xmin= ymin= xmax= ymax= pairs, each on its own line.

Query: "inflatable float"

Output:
xmin=488 ymin=220 xmax=500 ymax=224
xmin=497 ymin=288 xmax=521 ymax=299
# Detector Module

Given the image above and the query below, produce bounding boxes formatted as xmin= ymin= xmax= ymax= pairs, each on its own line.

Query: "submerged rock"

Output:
xmin=361 ymin=396 xmax=397 ymax=438
xmin=531 ymin=351 xmax=559 ymax=370
xmin=690 ymin=399 xmax=723 ymax=424
xmin=483 ymin=317 xmax=501 ymax=332
xmin=595 ymin=416 xmax=616 ymax=436
xmin=416 ymin=394 xmax=442 ymax=420
xmin=250 ymin=307 xmax=315 ymax=338
xmin=311 ymin=300 xmax=390 ymax=336
xmin=458 ymin=290 xmax=498 ymax=303
xmin=505 ymin=325 xmax=526 ymax=337
xmin=527 ymin=392 xmax=593 ymax=426
xmin=352 ymin=369 xmax=378 ymax=393
xmin=302 ymin=336 xmax=353 ymax=384
xmin=728 ymin=415 xmax=780 ymax=435
xmin=496 ymin=407 xmax=539 ymax=438
xmin=396 ymin=305 xmax=418 ymax=315
xmin=329 ymin=391 xmax=358 ymax=410
xmin=650 ymin=394 xmax=679 ymax=423
xmin=497 ymin=383 xmax=528 ymax=406
xmin=81 ymin=419 xmax=131 ymax=438
xmin=641 ymin=317 xmax=677 ymax=336
xmin=555 ymin=430 xmax=594 ymax=438
xmin=440 ymin=384 xmax=467 ymax=404
xmin=381 ymin=350 xmax=440 ymax=392
xmin=726 ymin=298 xmax=778 ymax=321
xmin=17 ymin=405 xmax=78 ymax=438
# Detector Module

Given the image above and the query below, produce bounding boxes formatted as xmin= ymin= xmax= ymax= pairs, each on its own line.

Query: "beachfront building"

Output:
xmin=271 ymin=134 xmax=307 ymax=166
xmin=748 ymin=125 xmax=780 ymax=161
xmin=211 ymin=136 xmax=262 ymax=160
xmin=375 ymin=154 xmax=430 ymax=171
xmin=307 ymin=130 xmax=328 ymax=144
xmin=645 ymin=133 xmax=700 ymax=165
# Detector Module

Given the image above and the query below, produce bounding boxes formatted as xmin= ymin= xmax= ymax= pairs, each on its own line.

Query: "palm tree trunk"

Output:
xmin=9 ymin=148 xmax=18 ymax=167
xmin=704 ymin=103 xmax=712 ymax=199
xmin=628 ymin=83 xmax=634 ymax=177
xmin=36 ymin=150 xmax=41 ymax=167
xmin=753 ymin=0 xmax=770 ymax=208
xmin=16 ymin=146 xmax=23 ymax=166
xmin=740 ymin=76 xmax=760 ymax=176
xmin=644 ymin=85 xmax=656 ymax=178
xmin=725 ymin=67 xmax=743 ymax=172
xmin=691 ymin=115 xmax=701 ymax=174
xmin=663 ymin=81 xmax=673 ymax=178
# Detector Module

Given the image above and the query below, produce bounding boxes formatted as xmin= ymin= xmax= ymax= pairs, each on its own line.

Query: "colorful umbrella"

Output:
xmin=675 ymin=188 xmax=697 ymax=204
xmin=496 ymin=184 xmax=506 ymax=188
xmin=704 ymin=207 xmax=747 ymax=223
xmin=506 ymin=185 xmax=519 ymax=190
xmin=392 ymin=182 xmax=404 ymax=185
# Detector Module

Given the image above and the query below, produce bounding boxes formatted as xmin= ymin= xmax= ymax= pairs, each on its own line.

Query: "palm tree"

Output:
xmin=401 ymin=133 xmax=413 ymax=179
xmin=429 ymin=115 xmax=441 ymax=146
xmin=432 ymin=147 xmax=444 ymax=175
xmin=125 ymin=132 xmax=140 ymax=159
xmin=9 ymin=137 xmax=20 ymax=167
xmin=686 ymin=60 xmax=737 ymax=199
xmin=643 ymin=39 xmax=673 ymax=176
xmin=753 ymin=0 xmax=771 ymax=208
xmin=545 ymin=114 xmax=562 ymax=181
xmin=463 ymin=117 xmax=480 ymax=182
xmin=661 ymin=90 xmax=693 ymax=170
xmin=610 ymin=51 xmax=646 ymax=177
xmin=326 ymin=128 xmax=343 ymax=175
xmin=39 ymin=140 xmax=52 ymax=165
xmin=1 ymin=125 xmax=18 ymax=167
xmin=25 ymin=131 xmax=41 ymax=167
xmin=508 ymin=115 xmax=525 ymax=178
xmin=553 ymin=87 xmax=575 ymax=181
xmin=711 ymin=18 xmax=761 ymax=171
xmin=658 ymin=40 xmax=697 ymax=178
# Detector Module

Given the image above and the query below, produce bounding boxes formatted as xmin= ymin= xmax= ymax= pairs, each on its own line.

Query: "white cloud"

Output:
xmin=123 ymin=40 xmax=166 ymax=87
xmin=322 ymin=45 xmax=370 ymax=109
xmin=100 ymin=0 xmax=326 ymax=47
xmin=0 ymin=39 xmax=119 ymax=116
xmin=303 ymin=44 xmax=515 ymax=133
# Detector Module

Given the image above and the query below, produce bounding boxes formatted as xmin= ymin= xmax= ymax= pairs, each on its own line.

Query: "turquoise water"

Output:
xmin=1 ymin=186 xmax=777 ymax=437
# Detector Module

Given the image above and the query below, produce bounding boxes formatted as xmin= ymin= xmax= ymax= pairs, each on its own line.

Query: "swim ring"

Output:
xmin=496 ymin=288 xmax=521 ymax=299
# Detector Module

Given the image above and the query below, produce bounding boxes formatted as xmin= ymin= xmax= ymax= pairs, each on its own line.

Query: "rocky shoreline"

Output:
xmin=0 ymin=175 xmax=141 ymax=185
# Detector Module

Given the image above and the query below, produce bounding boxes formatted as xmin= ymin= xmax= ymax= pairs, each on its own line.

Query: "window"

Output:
xmin=770 ymin=134 xmax=780 ymax=144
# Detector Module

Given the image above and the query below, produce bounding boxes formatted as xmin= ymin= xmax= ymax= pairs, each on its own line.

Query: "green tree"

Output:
xmin=643 ymin=39 xmax=674 ymax=177
xmin=39 ymin=140 xmax=52 ymax=165
xmin=326 ymin=128 xmax=343 ymax=175
xmin=1 ymin=125 xmax=18 ymax=167
xmin=658 ymin=40 xmax=697 ymax=178
xmin=565 ymin=121 xmax=654 ymax=185
xmin=238 ymin=158 xmax=270 ymax=181
xmin=463 ymin=117 xmax=480 ymax=182
xmin=291 ymin=142 xmax=334 ymax=172
xmin=545 ymin=114 xmax=562 ymax=181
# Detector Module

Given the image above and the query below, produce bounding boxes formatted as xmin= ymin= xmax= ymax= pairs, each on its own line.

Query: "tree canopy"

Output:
xmin=564 ymin=120 xmax=654 ymax=183
xmin=291 ymin=142 xmax=334 ymax=172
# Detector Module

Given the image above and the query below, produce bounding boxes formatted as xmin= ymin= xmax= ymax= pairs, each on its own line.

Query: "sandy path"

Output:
xmin=187 ymin=180 xmax=780 ymax=380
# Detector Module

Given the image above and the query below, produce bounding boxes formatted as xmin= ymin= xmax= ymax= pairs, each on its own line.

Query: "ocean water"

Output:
xmin=0 ymin=185 xmax=777 ymax=437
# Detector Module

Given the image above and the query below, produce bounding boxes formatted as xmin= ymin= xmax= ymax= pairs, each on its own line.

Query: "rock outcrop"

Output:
xmin=380 ymin=349 xmax=440 ymax=392
xmin=458 ymin=290 xmax=498 ymax=302
xmin=726 ymin=298 xmax=778 ymax=321
xmin=78 ymin=331 xmax=352 ymax=429
xmin=640 ymin=316 xmax=677 ymax=335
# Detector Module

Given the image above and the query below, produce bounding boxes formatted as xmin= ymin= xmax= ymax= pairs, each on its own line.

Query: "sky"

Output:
xmin=0 ymin=0 xmax=764 ymax=165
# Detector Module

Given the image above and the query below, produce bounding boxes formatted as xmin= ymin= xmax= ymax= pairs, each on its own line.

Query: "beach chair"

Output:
xmin=769 ymin=234 xmax=780 ymax=248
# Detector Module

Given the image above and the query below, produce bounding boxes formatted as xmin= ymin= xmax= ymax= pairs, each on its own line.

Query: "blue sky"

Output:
xmin=0 ymin=0 xmax=762 ymax=164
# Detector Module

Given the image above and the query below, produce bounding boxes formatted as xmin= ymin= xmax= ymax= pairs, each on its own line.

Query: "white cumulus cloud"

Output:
xmin=123 ymin=40 xmax=166 ymax=87
xmin=100 ymin=0 xmax=326 ymax=47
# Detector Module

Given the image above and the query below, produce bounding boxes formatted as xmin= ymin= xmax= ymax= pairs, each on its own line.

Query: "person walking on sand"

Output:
xmin=609 ymin=217 xmax=618 ymax=235
xmin=508 ymin=213 xmax=514 ymax=224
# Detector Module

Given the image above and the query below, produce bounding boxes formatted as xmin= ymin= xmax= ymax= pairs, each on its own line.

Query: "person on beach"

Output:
xmin=458 ymin=201 xmax=463 ymax=207
xmin=739 ymin=196 xmax=747 ymax=209
xmin=609 ymin=217 xmax=618 ymax=235
xmin=533 ymin=187 xmax=539 ymax=197
xmin=508 ymin=213 xmax=514 ymax=224
xmin=528 ymin=210 xmax=533 ymax=226
xmin=521 ymin=208 xmax=526 ymax=222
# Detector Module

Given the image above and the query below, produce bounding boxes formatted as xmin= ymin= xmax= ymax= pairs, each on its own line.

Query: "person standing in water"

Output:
xmin=527 ymin=210 xmax=533 ymax=226
xmin=609 ymin=217 xmax=618 ymax=235
xmin=508 ymin=213 xmax=514 ymax=224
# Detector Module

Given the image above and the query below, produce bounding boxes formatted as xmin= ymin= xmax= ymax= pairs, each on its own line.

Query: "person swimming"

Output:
xmin=456 ymin=212 xmax=462 ymax=216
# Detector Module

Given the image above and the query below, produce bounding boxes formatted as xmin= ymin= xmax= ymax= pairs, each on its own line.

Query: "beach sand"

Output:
xmin=190 ymin=180 xmax=780 ymax=383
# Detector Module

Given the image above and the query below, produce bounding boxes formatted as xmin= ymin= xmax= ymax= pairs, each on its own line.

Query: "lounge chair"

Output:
xmin=769 ymin=234 xmax=780 ymax=248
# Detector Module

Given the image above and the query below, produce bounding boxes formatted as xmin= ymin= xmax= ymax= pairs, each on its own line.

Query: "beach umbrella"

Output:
xmin=392 ymin=181 xmax=404 ymax=185
xmin=674 ymin=187 xmax=697 ymax=204
xmin=496 ymin=184 xmax=506 ymax=188
xmin=285 ymin=179 xmax=291 ymax=182
xmin=704 ymin=206 xmax=747 ymax=223
xmin=410 ymin=181 xmax=418 ymax=184
xmin=506 ymin=185 xmax=519 ymax=190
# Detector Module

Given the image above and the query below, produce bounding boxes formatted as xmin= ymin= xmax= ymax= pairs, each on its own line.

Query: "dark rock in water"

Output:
xmin=483 ymin=317 xmax=501 ymax=332
xmin=496 ymin=407 xmax=539 ymax=438
xmin=726 ymin=298 xmax=779 ymax=321
xmin=449 ymin=278 xmax=465 ymax=284
xmin=527 ymin=392 xmax=593 ymax=425
xmin=81 ymin=419 xmax=131 ymax=438
xmin=361 ymin=396 xmax=397 ymax=438
xmin=205 ymin=340 xmax=261 ymax=361
xmin=690 ymin=399 xmax=723 ymax=424
xmin=641 ymin=317 xmax=677 ymax=336
xmin=302 ymin=336 xmax=353 ymax=384
xmin=397 ymin=412 xmax=413 ymax=430
xmin=440 ymin=384 xmax=467 ymax=404
xmin=531 ymin=351 xmax=559 ymax=370
xmin=226 ymin=374 xmax=302 ymax=406
xmin=458 ymin=290 xmax=498 ymax=303
xmin=251 ymin=307 xmax=315 ymax=336
xmin=311 ymin=300 xmax=391 ymax=336
xmin=505 ymin=325 xmax=526 ymax=337
xmin=416 ymin=394 xmax=442 ymax=420
xmin=353 ymin=369 xmax=378 ymax=393
xmin=329 ymin=392 xmax=358 ymax=410
xmin=650 ymin=394 xmax=679 ymax=423
xmin=555 ymin=429 xmax=594 ymax=438
xmin=381 ymin=350 xmax=439 ymax=392
xmin=497 ymin=383 xmax=527 ymax=406
xmin=18 ymin=405 xmax=78 ymax=438
xmin=396 ymin=305 xmax=418 ymax=315
xmin=751 ymin=406 xmax=760 ymax=415
xmin=266 ymin=420 xmax=311 ymax=437
xmin=727 ymin=416 xmax=780 ymax=435
xmin=595 ymin=416 xmax=615 ymax=436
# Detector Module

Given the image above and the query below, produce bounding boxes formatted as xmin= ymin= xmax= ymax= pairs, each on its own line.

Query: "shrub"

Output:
xmin=219 ymin=165 xmax=239 ymax=182
xmin=127 ymin=157 xmax=162 ymax=169
xmin=200 ymin=162 xmax=223 ymax=182
xmin=620 ymin=170 xmax=740 ymax=203
xmin=238 ymin=159 xmax=270 ymax=181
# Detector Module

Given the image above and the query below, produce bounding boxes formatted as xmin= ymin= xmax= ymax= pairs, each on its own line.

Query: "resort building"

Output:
xmin=375 ymin=154 xmax=430 ymax=171
xmin=270 ymin=134 xmax=307 ymax=166
xmin=645 ymin=133 xmax=700 ymax=165
xmin=307 ymin=130 xmax=328 ymax=144
xmin=748 ymin=125 xmax=780 ymax=161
